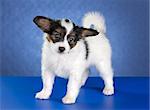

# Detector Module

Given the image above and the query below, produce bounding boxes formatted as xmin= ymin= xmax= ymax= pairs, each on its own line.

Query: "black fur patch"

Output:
xmin=48 ymin=22 xmax=66 ymax=43
xmin=65 ymin=19 xmax=69 ymax=23
xmin=84 ymin=40 xmax=89 ymax=60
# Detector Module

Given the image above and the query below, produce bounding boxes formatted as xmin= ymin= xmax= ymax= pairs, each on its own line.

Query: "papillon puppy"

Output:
xmin=33 ymin=12 xmax=114 ymax=104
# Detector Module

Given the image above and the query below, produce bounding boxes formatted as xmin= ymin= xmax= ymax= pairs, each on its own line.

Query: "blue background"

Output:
xmin=0 ymin=0 xmax=149 ymax=76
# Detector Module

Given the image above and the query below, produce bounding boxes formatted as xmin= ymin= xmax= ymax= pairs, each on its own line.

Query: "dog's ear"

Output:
xmin=33 ymin=16 xmax=53 ymax=33
xmin=80 ymin=27 xmax=99 ymax=37
xmin=74 ymin=27 xmax=99 ymax=38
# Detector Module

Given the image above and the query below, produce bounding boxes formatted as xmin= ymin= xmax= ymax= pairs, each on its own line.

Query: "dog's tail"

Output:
xmin=82 ymin=12 xmax=106 ymax=33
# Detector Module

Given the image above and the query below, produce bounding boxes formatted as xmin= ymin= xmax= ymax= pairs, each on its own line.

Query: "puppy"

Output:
xmin=33 ymin=12 xmax=114 ymax=104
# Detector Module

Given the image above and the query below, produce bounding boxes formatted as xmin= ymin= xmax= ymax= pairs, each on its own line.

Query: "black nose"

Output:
xmin=59 ymin=47 xmax=65 ymax=53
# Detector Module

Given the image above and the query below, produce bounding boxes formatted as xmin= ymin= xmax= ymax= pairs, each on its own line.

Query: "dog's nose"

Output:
xmin=59 ymin=47 xmax=65 ymax=53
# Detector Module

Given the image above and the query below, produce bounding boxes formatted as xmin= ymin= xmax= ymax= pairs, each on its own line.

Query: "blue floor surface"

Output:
xmin=0 ymin=77 xmax=149 ymax=110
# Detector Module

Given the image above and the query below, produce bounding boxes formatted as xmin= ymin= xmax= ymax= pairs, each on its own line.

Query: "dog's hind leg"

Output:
xmin=96 ymin=60 xmax=114 ymax=95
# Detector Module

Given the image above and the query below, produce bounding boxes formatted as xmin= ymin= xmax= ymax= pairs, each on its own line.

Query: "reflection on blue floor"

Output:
xmin=0 ymin=77 xmax=149 ymax=110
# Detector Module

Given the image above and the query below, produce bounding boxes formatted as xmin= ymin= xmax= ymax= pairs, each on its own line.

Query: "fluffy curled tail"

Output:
xmin=82 ymin=12 xmax=106 ymax=33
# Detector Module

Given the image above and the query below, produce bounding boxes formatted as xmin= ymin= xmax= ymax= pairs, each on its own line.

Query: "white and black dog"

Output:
xmin=33 ymin=12 xmax=114 ymax=104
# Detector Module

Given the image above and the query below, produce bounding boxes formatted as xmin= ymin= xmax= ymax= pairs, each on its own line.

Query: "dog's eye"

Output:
xmin=68 ymin=36 xmax=75 ymax=43
xmin=53 ymin=31 xmax=61 ymax=38
xmin=55 ymin=34 xmax=61 ymax=39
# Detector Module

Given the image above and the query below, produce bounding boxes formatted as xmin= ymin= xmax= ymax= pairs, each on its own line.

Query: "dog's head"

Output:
xmin=33 ymin=16 xmax=99 ymax=54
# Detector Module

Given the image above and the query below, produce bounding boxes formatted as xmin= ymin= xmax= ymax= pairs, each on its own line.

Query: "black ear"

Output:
xmin=81 ymin=27 xmax=99 ymax=37
xmin=33 ymin=16 xmax=53 ymax=33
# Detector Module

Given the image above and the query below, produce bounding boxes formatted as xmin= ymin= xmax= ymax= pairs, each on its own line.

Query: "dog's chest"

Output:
xmin=50 ymin=54 xmax=78 ymax=78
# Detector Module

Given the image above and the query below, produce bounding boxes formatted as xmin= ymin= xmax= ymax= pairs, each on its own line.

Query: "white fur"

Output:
xmin=61 ymin=19 xmax=73 ymax=34
xmin=35 ymin=12 xmax=114 ymax=104
xmin=83 ymin=12 xmax=106 ymax=33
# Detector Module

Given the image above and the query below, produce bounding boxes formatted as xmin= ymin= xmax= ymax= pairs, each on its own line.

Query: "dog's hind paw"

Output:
xmin=35 ymin=90 xmax=50 ymax=99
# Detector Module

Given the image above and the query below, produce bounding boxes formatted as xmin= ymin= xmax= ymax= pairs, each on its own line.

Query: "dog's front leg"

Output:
xmin=62 ymin=74 xmax=82 ymax=104
xmin=35 ymin=71 xmax=55 ymax=99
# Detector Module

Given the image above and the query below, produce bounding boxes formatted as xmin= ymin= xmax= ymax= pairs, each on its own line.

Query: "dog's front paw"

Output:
xmin=103 ymin=86 xmax=114 ymax=96
xmin=62 ymin=95 xmax=76 ymax=104
xmin=35 ymin=90 xmax=50 ymax=99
